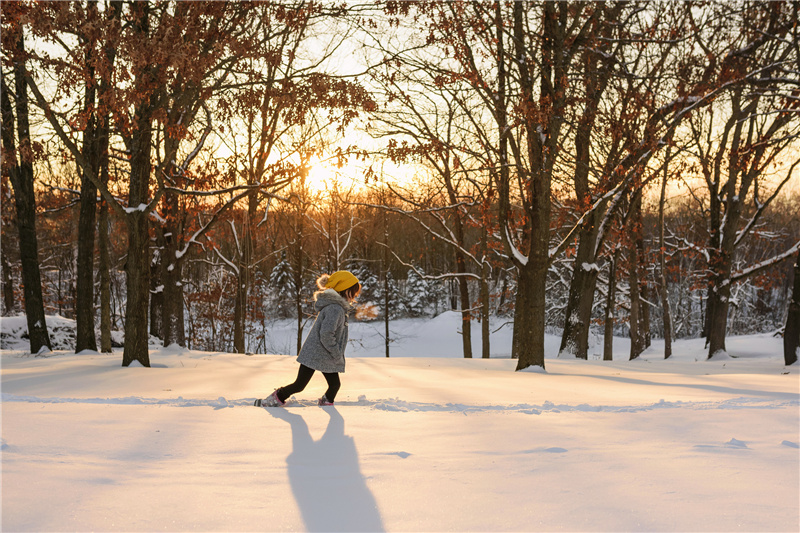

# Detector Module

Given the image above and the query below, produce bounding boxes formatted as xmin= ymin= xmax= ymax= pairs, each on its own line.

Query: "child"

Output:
xmin=256 ymin=270 xmax=361 ymax=407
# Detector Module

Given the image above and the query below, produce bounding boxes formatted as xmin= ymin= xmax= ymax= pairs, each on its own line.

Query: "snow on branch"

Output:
xmin=735 ymin=159 xmax=799 ymax=247
xmin=212 ymin=245 xmax=239 ymax=276
xmin=174 ymin=188 xmax=253 ymax=260
xmin=504 ymin=226 xmax=529 ymax=267
xmin=730 ymin=241 xmax=800 ymax=283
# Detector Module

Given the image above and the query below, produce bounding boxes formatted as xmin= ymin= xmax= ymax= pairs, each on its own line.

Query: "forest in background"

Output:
xmin=1 ymin=1 xmax=799 ymax=368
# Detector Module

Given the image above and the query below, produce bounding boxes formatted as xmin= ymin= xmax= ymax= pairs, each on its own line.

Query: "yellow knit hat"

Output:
xmin=324 ymin=270 xmax=360 ymax=292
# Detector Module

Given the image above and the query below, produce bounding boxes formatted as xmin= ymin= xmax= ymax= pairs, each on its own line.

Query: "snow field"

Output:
xmin=2 ymin=317 xmax=799 ymax=531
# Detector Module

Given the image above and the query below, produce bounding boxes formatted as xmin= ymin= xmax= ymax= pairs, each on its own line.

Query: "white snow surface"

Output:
xmin=1 ymin=314 xmax=799 ymax=532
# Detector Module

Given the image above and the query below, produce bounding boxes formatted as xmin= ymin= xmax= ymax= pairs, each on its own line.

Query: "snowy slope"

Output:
xmin=1 ymin=315 xmax=798 ymax=532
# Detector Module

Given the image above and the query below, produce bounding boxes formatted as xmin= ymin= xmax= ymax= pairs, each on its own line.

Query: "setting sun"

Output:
xmin=306 ymin=157 xmax=343 ymax=192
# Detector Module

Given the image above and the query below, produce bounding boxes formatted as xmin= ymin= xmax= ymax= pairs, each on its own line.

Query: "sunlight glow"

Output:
xmin=306 ymin=157 xmax=342 ymax=193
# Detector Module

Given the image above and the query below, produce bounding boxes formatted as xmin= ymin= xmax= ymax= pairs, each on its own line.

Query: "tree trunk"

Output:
xmin=75 ymin=7 xmax=99 ymax=353
xmin=293 ymin=209 xmax=305 ymax=355
xmin=75 ymin=159 xmax=98 ymax=352
xmin=514 ymin=263 xmax=547 ymax=370
xmin=603 ymin=248 xmax=620 ymax=361
xmin=161 ymin=241 xmax=185 ymax=347
xmin=233 ymin=269 xmax=247 ymax=353
xmin=658 ymin=161 xmax=673 ymax=359
xmin=628 ymin=191 xmax=646 ymax=360
xmin=233 ymin=195 xmax=256 ymax=353
xmin=233 ymin=224 xmax=250 ymax=354
xmin=560 ymin=222 xmax=601 ymax=359
xmin=96 ymin=0 xmax=120 ymax=354
xmin=98 ymin=199 xmax=112 ymax=352
xmin=628 ymin=240 xmax=644 ymax=361
xmin=480 ymin=259 xmax=491 ymax=359
xmin=150 ymin=243 xmax=163 ymax=339
xmin=456 ymin=261 xmax=473 ymax=359
xmin=122 ymin=212 xmax=151 ymax=367
xmin=1 ymin=233 xmax=15 ymax=315
xmin=560 ymin=14 xmax=613 ymax=360
xmin=784 ymin=252 xmax=800 ymax=366
xmin=706 ymin=259 xmax=731 ymax=358
xmin=1 ymin=37 xmax=51 ymax=353
xmin=121 ymin=19 xmax=154 ymax=367
xmin=383 ymin=208 xmax=391 ymax=358
xmin=637 ymin=230 xmax=652 ymax=350
xmin=160 ymin=195 xmax=186 ymax=348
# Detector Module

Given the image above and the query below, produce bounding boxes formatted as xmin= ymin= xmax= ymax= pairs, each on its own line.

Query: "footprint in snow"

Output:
xmin=781 ymin=440 xmax=799 ymax=448
xmin=521 ymin=447 xmax=568 ymax=454
xmin=694 ymin=438 xmax=749 ymax=451
xmin=373 ymin=451 xmax=411 ymax=459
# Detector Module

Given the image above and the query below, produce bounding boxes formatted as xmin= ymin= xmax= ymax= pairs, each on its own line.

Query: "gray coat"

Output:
xmin=296 ymin=289 xmax=351 ymax=373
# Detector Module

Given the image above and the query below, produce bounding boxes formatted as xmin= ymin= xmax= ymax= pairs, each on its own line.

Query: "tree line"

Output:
xmin=1 ymin=1 xmax=799 ymax=368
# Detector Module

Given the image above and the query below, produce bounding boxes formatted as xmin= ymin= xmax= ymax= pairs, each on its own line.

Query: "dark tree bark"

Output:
xmin=75 ymin=8 xmax=100 ymax=352
xmin=560 ymin=225 xmax=602 ymax=359
xmin=628 ymin=194 xmax=645 ymax=361
xmin=628 ymin=243 xmax=643 ymax=361
xmin=121 ymin=2 xmax=155 ymax=368
xmin=149 ymin=239 xmax=163 ymax=339
xmin=603 ymin=247 xmax=620 ymax=361
xmin=160 ymin=196 xmax=186 ymax=348
xmin=658 ymin=153 xmax=673 ymax=359
xmin=784 ymin=253 xmax=800 ymax=366
xmin=455 ymin=254 xmax=472 ymax=359
xmin=383 ymin=207 xmax=390 ymax=358
xmin=98 ymin=198 xmax=113 ymax=352
xmin=1 ymin=34 xmax=51 ymax=354
xmin=506 ymin=2 xmax=565 ymax=371
xmin=558 ymin=4 xmax=618 ymax=360
xmin=293 ymin=202 xmax=306 ymax=355
xmin=232 ymin=192 xmax=257 ymax=354
xmin=96 ymin=0 xmax=122 ymax=355
xmin=479 ymin=229 xmax=491 ymax=359
xmin=1 ymin=233 xmax=15 ymax=315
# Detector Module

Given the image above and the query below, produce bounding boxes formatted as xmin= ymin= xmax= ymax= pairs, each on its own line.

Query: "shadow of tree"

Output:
xmin=269 ymin=407 xmax=384 ymax=532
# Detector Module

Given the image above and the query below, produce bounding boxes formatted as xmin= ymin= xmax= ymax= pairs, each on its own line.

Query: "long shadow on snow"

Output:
xmin=268 ymin=407 xmax=384 ymax=532
xmin=543 ymin=371 xmax=799 ymax=401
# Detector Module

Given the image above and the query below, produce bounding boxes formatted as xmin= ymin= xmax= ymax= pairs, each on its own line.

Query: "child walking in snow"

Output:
xmin=256 ymin=270 xmax=361 ymax=407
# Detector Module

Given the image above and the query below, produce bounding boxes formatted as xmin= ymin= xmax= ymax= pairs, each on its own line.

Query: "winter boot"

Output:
xmin=255 ymin=389 xmax=285 ymax=407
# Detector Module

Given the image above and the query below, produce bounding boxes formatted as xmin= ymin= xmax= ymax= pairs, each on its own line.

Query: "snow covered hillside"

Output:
xmin=2 ymin=316 xmax=798 ymax=531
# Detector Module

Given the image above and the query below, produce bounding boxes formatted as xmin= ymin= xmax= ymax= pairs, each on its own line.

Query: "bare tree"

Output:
xmin=0 ymin=25 xmax=51 ymax=353
xmin=685 ymin=2 xmax=800 ymax=358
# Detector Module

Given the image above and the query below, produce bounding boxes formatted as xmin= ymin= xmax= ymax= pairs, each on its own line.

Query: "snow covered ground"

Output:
xmin=2 ymin=314 xmax=798 ymax=532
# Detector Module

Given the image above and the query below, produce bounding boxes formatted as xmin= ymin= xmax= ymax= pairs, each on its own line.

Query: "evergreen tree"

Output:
xmin=377 ymin=271 xmax=404 ymax=319
xmin=405 ymin=268 xmax=431 ymax=317
xmin=350 ymin=263 xmax=379 ymax=305
xmin=268 ymin=252 xmax=295 ymax=318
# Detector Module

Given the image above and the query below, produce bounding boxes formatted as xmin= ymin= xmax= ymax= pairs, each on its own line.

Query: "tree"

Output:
xmin=657 ymin=146 xmax=675 ymax=359
xmin=685 ymin=2 xmax=800 ymax=358
xmin=498 ymin=2 xmax=599 ymax=370
xmin=269 ymin=251 xmax=295 ymax=318
xmin=0 ymin=21 xmax=51 ymax=353
xmin=405 ymin=267 xmax=432 ymax=317
xmin=221 ymin=2 xmax=375 ymax=353
xmin=558 ymin=2 xmax=672 ymax=359
xmin=785 ymin=252 xmax=800 ymax=366
xmin=365 ymin=35 xmax=484 ymax=358
xmin=20 ymin=2 xmax=265 ymax=365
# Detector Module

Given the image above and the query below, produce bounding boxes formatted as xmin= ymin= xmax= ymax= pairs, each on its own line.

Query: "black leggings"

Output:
xmin=277 ymin=364 xmax=340 ymax=403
